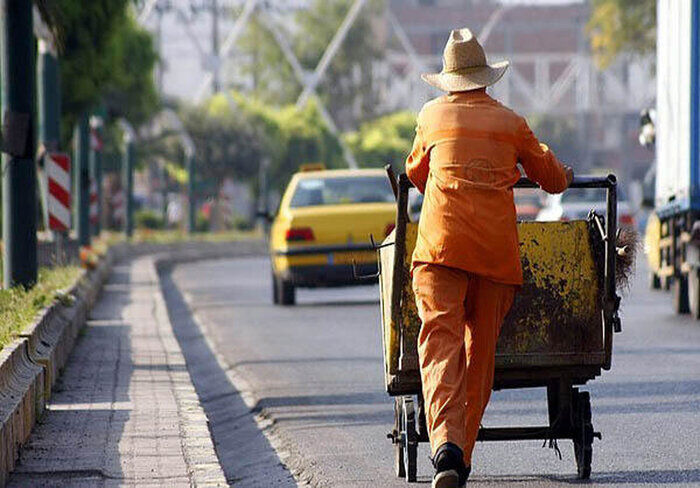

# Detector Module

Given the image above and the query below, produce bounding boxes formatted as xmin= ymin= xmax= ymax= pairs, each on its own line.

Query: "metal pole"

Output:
xmin=122 ymin=129 xmax=135 ymax=239
xmin=160 ymin=160 xmax=168 ymax=226
xmin=2 ymin=0 xmax=37 ymax=287
xmin=74 ymin=115 xmax=91 ymax=247
xmin=89 ymin=116 xmax=103 ymax=236
xmin=38 ymin=41 xmax=60 ymax=151
xmin=187 ymin=150 xmax=196 ymax=233
xmin=156 ymin=3 xmax=164 ymax=94
xmin=211 ymin=0 xmax=220 ymax=93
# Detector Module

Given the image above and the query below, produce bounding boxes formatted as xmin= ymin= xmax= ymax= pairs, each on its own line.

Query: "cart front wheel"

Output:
xmin=572 ymin=390 xmax=593 ymax=480
xmin=401 ymin=396 xmax=418 ymax=482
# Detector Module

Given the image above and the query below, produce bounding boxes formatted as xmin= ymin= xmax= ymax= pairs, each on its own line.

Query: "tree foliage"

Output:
xmin=214 ymin=92 xmax=345 ymax=193
xmin=236 ymin=16 xmax=298 ymax=105
xmin=182 ymin=100 xmax=263 ymax=191
xmin=528 ymin=114 xmax=581 ymax=166
xmin=57 ymin=1 xmax=158 ymax=140
xmin=344 ymin=111 xmax=416 ymax=169
xmin=587 ymin=0 xmax=656 ymax=69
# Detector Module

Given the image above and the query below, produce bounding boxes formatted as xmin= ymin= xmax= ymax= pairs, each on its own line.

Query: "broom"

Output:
xmin=615 ymin=226 xmax=641 ymax=291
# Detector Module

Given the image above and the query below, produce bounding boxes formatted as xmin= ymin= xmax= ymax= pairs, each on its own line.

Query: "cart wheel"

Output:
xmin=401 ymin=396 xmax=418 ymax=482
xmin=688 ymin=270 xmax=700 ymax=320
xmin=649 ymin=271 xmax=661 ymax=290
xmin=673 ymin=275 xmax=690 ymax=314
xmin=572 ymin=390 xmax=593 ymax=480
xmin=393 ymin=398 xmax=406 ymax=478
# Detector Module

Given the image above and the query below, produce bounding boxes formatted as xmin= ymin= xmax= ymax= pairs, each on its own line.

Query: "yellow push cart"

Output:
xmin=377 ymin=172 xmax=622 ymax=482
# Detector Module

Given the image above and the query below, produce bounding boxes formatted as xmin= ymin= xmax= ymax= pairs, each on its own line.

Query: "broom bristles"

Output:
xmin=615 ymin=226 xmax=640 ymax=290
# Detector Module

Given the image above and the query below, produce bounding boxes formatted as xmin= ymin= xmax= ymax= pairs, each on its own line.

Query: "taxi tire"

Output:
xmin=278 ymin=278 xmax=296 ymax=306
xmin=272 ymin=273 xmax=280 ymax=305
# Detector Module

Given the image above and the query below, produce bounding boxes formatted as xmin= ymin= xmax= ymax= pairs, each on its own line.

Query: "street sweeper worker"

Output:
xmin=406 ymin=28 xmax=573 ymax=488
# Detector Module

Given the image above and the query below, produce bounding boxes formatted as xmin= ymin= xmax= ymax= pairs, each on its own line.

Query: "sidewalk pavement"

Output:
xmin=8 ymin=256 xmax=227 ymax=487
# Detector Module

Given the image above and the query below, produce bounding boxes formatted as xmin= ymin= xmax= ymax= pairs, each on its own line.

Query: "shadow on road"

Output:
xmin=159 ymin=265 xmax=297 ymax=487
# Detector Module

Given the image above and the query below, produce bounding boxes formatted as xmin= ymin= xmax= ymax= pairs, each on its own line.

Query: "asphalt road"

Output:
xmin=170 ymin=256 xmax=700 ymax=487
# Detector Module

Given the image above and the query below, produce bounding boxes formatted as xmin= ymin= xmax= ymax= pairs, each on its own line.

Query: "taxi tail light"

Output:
xmin=285 ymin=227 xmax=315 ymax=242
xmin=619 ymin=213 xmax=636 ymax=227
xmin=385 ymin=223 xmax=395 ymax=236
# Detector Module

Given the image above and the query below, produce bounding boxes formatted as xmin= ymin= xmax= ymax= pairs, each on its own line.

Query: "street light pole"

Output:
xmin=38 ymin=41 xmax=60 ymax=151
xmin=211 ymin=0 xmax=220 ymax=93
xmin=187 ymin=149 xmax=196 ymax=233
xmin=2 ymin=0 xmax=37 ymax=288
xmin=74 ymin=115 xmax=91 ymax=247
xmin=89 ymin=115 xmax=104 ymax=236
xmin=120 ymin=120 xmax=135 ymax=239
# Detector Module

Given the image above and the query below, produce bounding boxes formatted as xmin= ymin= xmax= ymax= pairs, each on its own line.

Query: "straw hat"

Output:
xmin=422 ymin=28 xmax=509 ymax=92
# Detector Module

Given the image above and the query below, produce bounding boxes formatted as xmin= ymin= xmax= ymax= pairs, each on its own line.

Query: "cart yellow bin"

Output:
xmin=379 ymin=173 xmax=621 ymax=482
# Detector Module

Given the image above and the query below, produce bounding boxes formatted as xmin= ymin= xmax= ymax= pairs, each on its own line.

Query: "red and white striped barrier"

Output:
xmin=46 ymin=152 xmax=71 ymax=232
xmin=89 ymin=179 xmax=98 ymax=225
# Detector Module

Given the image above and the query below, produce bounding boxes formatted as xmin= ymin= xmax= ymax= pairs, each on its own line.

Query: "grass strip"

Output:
xmin=0 ymin=266 xmax=83 ymax=352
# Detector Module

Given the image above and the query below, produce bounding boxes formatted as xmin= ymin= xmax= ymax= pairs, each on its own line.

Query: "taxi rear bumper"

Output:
xmin=280 ymin=262 xmax=378 ymax=287
xmin=274 ymin=243 xmax=378 ymax=287
xmin=274 ymin=243 xmax=375 ymax=256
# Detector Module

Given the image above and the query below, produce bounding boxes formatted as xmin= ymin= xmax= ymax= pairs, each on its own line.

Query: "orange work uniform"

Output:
xmin=406 ymin=89 xmax=568 ymax=465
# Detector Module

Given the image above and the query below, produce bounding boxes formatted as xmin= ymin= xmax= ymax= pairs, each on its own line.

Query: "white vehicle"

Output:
xmin=537 ymin=188 xmax=635 ymax=228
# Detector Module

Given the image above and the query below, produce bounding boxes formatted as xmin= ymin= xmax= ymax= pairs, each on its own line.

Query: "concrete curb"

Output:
xmin=0 ymin=238 xmax=265 ymax=487
xmin=0 ymin=248 xmax=115 ymax=486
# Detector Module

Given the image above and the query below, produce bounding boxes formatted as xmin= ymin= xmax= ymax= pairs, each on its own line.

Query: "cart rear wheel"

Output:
xmin=673 ymin=275 xmax=690 ymax=314
xmin=572 ymin=390 xmax=593 ymax=480
xmin=401 ymin=396 xmax=418 ymax=482
xmin=393 ymin=398 xmax=406 ymax=478
xmin=688 ymin=270 xmax=700 ymax=319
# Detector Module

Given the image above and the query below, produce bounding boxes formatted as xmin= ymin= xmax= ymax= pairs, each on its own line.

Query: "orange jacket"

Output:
xmin=406 ymin=90 xmax=569 ymax=285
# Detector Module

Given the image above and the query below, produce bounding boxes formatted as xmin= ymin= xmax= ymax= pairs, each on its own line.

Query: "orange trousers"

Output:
xmin=412 ymin=263 xmax=516 ymax=466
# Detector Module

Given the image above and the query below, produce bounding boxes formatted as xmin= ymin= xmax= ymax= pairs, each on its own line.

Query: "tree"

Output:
xmin=528 ymin=114 xmax=581 ymax=167
xmin=587 ymin=0 xmax=656 ymax=69
xmin=182 ymin=102 xmax=263 ymax=191
xmin=236 ymin=15 xmax=298 ymax=105
xmin=57 ymin=1 xmax=158 ymax=141
xmin=221 ymin=92 xmax=345 ymax=193
xmin=344 ymin=111 xmax=416 ymax=169
xmin=101 ymin=14 xmax=159 ymax=125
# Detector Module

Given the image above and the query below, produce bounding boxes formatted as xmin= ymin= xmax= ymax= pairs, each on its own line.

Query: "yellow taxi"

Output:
xmin=270 ymin=167 xmax=397 ymax=305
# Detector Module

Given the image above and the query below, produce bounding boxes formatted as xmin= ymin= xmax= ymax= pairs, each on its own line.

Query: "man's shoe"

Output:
xmin=431 ymin=443 xmax=470 ymax=488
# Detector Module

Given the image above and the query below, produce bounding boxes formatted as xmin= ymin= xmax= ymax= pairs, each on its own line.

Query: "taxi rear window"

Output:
xmin=290 ymin=176 xmax=394 ymax=207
